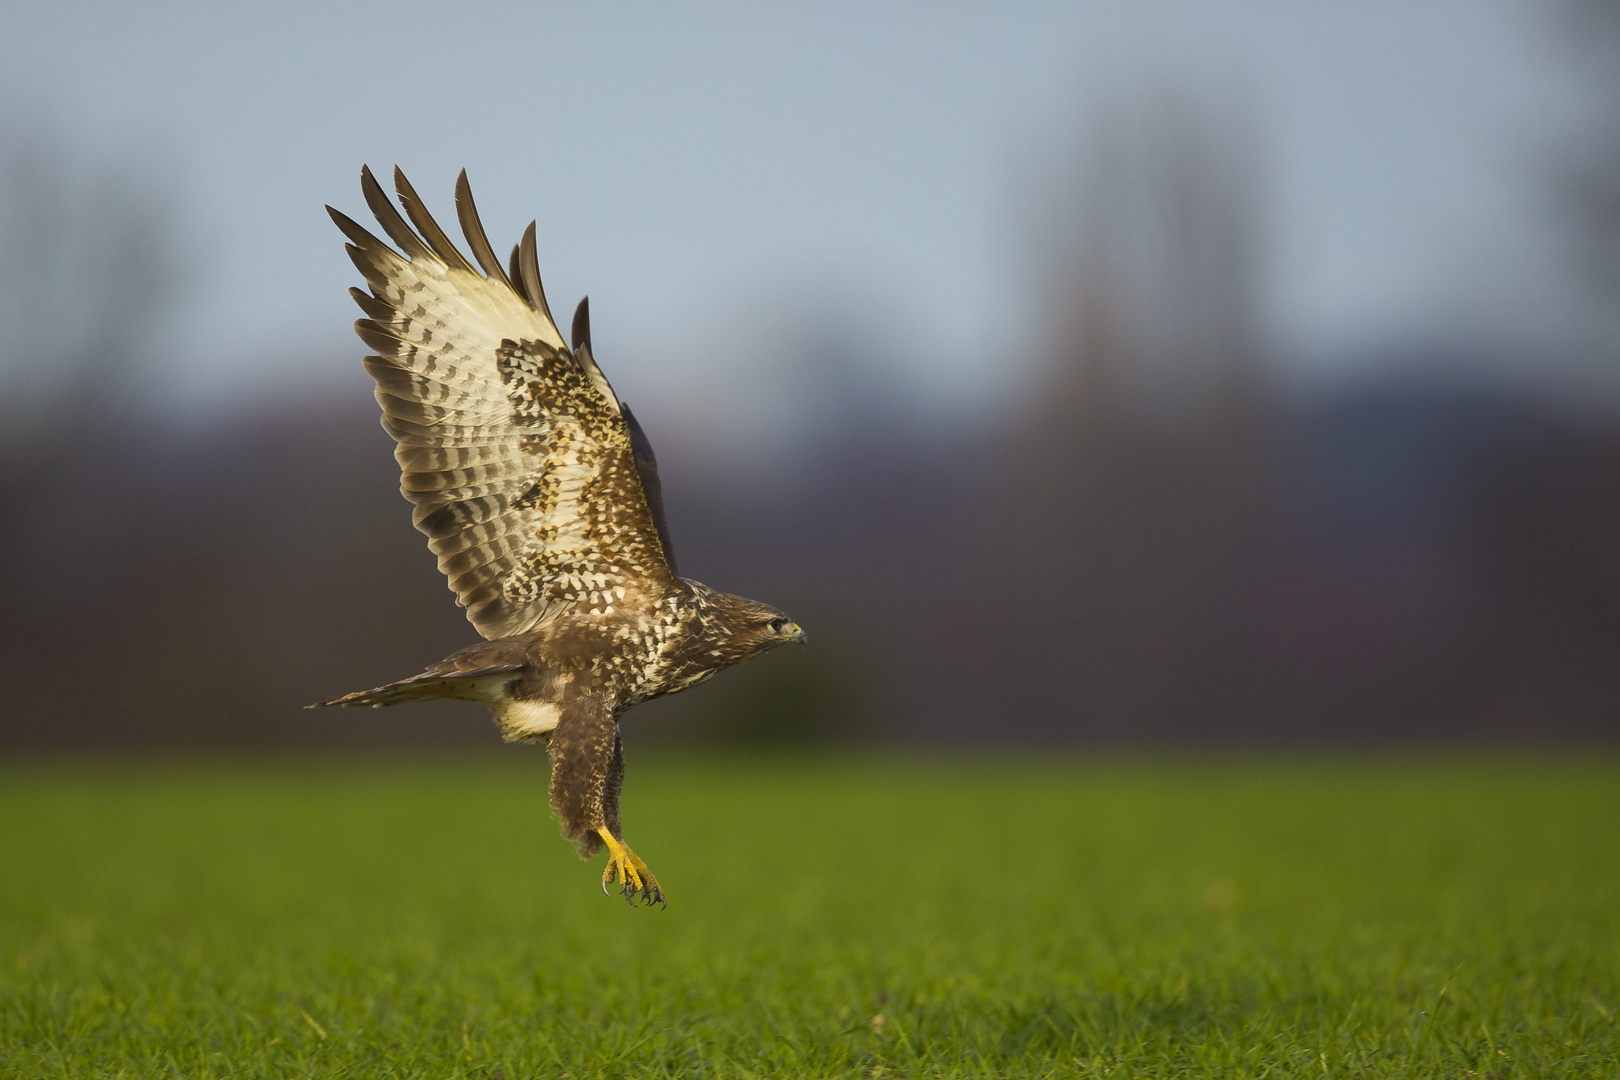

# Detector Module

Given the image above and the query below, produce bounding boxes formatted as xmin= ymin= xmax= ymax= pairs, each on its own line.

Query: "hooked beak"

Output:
xmin=780 ymin=621 xmax=807 ymax=645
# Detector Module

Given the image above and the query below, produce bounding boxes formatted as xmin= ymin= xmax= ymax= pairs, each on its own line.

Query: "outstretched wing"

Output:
xmin=329 ymin=166 xmax=677 ymax=639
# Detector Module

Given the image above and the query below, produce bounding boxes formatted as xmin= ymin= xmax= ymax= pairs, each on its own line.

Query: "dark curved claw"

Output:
xmin=595 ymin=830 xmax=664 ymax=910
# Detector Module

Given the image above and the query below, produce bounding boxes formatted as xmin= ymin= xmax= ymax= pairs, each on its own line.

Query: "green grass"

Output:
xmin=2 ymin=752 xmax=1617 ymax=1078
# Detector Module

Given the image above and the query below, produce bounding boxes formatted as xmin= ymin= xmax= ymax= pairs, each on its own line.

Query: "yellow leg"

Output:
xmin=597 ymin=827 xmax=665 ymax=907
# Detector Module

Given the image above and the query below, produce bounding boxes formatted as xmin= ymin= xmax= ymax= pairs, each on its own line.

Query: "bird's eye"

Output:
xmin=768 ymin=618 xmax=786 ymax=633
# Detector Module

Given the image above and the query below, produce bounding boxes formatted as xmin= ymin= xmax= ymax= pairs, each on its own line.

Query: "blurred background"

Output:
xmin=2 ymin=0 xmax=1617 ymax=750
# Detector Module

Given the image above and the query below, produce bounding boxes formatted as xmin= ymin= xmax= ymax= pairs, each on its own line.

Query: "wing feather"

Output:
xmin=334 ymin=167 xmax=679 ymax=639
xmin=517 ymin=221 xmax=558 ymax=327
xmin=622 ymin=403 xmax=678 ymax=576
xmin=381 ymin=419 xmax=515 ymax=447
xmin=348 ymin=286 xmax=392 ymax=321
xmin=454 ymin=169 xmax=513 ymax=288
xmin=359 ymin=165 xmax=433 ymax=262
xmin=507 ymin=243 xmax=529 ymax=305
xmin=392 ymin=166 xmax=477 ymax=274
xmin=566 ymin=297 xmax=621 ymax=413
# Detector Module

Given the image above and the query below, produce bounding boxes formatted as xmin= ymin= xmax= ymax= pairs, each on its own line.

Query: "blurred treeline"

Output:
xmin=4 ymin=75 xmax=1620 ymax=750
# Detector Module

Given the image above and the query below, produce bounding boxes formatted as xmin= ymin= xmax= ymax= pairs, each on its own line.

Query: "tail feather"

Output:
xmin=308 ymin=663 xmax=522 ymax=709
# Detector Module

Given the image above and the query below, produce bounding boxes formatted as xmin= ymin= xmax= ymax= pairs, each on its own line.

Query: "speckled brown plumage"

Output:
xmin=312 ymin=168 xmax=805 ymax=906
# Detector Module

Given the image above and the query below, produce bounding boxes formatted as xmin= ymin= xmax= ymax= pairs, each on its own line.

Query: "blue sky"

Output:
xmin=0 ymin=0 xmax=1594 ymax=430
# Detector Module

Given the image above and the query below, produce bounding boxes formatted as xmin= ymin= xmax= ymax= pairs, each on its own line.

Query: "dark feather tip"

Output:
xmin=508 ymin=243 xmax=530 ymax=304
xmin=571 ymin=296 xmax=591 ymax=354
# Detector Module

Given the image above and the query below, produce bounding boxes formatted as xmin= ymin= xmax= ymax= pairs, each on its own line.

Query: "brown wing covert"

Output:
xmin=328 ymin=166 xmax=677 ymax=638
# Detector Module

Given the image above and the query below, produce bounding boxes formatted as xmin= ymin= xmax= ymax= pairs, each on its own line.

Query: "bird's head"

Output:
xmin=761 ymin=609 xmax=808 ymax=649
xmin=742 ymin=601 xmax=807 ymax=654
xmin=693 ymin=584 xmax=807 ymax=662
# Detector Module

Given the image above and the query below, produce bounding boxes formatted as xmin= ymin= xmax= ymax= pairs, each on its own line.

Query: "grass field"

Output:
xmin=2 ymin=752 xmax=1617 ymax=1078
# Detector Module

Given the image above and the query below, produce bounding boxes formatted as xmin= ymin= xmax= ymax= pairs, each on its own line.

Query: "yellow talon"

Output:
xmin=597 ymin=827 xmax=664 ymax=907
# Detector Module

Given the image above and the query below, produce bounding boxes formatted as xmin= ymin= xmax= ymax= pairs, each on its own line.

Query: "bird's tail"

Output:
xmin=307 ymin=663 xmax=523 ymax=709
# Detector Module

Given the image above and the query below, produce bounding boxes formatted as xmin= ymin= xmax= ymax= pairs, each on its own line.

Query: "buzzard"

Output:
xmin=313 ymin=167 xmax=805 ymax=907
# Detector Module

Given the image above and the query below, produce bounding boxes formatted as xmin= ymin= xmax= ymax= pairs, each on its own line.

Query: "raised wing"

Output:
xmin=329 ymin=166 xmax=677 ymax=639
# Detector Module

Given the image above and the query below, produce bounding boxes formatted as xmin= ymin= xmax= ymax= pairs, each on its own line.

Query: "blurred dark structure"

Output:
xmin=980 ymin=93 xmax=1279 ymax=740
xmin=3 ymin=81 xmax=1619 ymax=751
xmin=0 ymin=131 xmax=172 ymax=481
xmin=1563 ymin=0 xmax=1620 ymax=304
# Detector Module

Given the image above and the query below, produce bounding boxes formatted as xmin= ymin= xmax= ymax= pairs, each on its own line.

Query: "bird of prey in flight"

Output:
xmin=313 ymin=167 xmax=805 ymax=906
